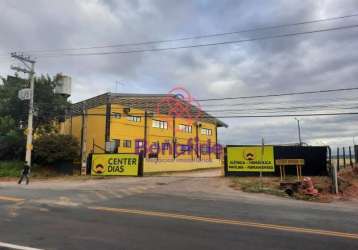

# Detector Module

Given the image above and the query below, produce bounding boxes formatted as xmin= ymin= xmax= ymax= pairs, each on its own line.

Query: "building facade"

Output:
xmin=60 ymin=93 xmax=227 ymax=162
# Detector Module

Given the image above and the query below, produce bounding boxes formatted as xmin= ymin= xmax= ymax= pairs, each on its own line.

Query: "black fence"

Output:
xmin=274 ymin=146 xmax=328 ymax=176
xmin=333 ymin=145 xmax=356 ymax=172
xmin=225 ymin=145 xmax=328 ymax=177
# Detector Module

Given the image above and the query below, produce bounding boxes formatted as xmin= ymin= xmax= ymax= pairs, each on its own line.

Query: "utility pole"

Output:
xmin=80 ymin=102 xmax=88 ymax=176
xmin=260 ymin=137 xmax=264 ymax=190
xmin=10 ymin=53 xmax=36 ymax=167
xmin=294 ymin=118 xmax=302 ymax=146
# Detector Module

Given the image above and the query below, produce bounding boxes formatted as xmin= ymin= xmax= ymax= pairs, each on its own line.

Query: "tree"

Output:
xmin=0 ymin=116 xmax=25 ymax=160
xmin=0 ymin=74 xmax=71 ymax=160
xmin=33 ymin=134 xmax=80 ymax=165
xmin=0 ymin=76 xmax=28 ymax=125
xmin=0 ymin=74 xmax=70 ymax=132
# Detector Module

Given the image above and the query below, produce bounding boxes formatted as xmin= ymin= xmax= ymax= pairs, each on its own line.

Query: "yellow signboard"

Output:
xmin=227 ymin=146 xmax=275 ymax=172
xmin=275 ymin=159 xmax=304 ymax=165
xmin=91 ymin=154 xmax=139 ymax=176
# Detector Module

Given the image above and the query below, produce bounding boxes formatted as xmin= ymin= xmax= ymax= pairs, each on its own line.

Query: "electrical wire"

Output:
xmin=27 ymin=24 xmax=358 ymax=58
xmin=64 ymin=111 xmax=358 ymax=119
xmin=199 ymin=95 xmax=358 ymax=107
xmin=204 ymin=104 xmax=358 ymax=113
xmin=196 ymin=86 xmax=358 ymax=102
xmin=6 ymin=13 xmax=358 ymax=55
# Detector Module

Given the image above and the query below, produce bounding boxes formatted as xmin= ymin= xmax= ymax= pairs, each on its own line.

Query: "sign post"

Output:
xmin=260 ymin=137 xmax=265 ymax=189
xmin=275 ymin=159 xmax=304 ymax=181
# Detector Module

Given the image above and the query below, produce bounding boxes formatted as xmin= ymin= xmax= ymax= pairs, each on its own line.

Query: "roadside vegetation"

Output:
xmin=33 ymin=134 xmax=79 ymax=166
xmin=230 ymin=176 xmax=289 ymax=197
xmin=229 ymin=166 xmax=358 ymax=202
xmin=0 ymin=160 xmax=79 ymax=179
xmin=0 ymin=161 xmax=23 ymax=177
xmin=0 ymin=74 xmax=80 ymax=179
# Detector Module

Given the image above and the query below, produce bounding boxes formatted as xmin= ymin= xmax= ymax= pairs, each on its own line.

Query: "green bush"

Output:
xmin=0 ymin=161 xmax=23 ymax=177
xmin=33 ymin=134 xmax=80 ymax=165
xmin=0 ymin=116 xmax=25 ymax=160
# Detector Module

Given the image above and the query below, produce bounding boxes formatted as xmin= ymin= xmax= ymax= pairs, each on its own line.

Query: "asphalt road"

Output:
xmin=0 ymin=172 xmax=357 ymax=250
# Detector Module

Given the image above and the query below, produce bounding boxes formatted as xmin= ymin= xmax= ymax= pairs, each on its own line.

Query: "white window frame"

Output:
xmin=152 ymin=120 xmax=168 ymax=129
xmin=208 ymin=129 xmax=212 ymax=135
xmin=126 ymin=115 xmax=141 ymax=122
xmin=201 ymin=128 xmax=212 ymax=136
xmin=179 ymin=124 xmax=192 ymax=133
xmin=123 ymin=140 xmax=131 ymax=148
xmin=162 ymin=142 xmax=170 ymax=150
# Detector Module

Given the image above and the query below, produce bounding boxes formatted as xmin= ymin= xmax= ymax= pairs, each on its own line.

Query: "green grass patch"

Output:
xmin=0 ymin=161 xmax=63 ymax=178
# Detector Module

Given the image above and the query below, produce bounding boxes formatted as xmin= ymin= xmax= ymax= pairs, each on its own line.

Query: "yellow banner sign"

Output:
xmin=227 ymin=146 xmax=275 ymax=172
xmin=275 ymin=159 xmax=304 ymax=165
xmin=92 ymin=154 xmax=139 ymax=176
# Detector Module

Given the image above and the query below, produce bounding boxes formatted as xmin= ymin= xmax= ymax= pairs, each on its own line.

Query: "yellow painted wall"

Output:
xmin=144 ymin=159 xmax=221 ymax=173
xmin=147 ymin=116 xmax=173 ymax=159
xmin=198 ymin=121 xmax=217 ymax=161
xmin=71 ymin=115 xmax=82 ymax=143
xmin=110 ymin=104 xmax=145 ymax=154
xmin=61 ymin=117 xmax=72 ymax=135
xmin=109 ymin=110 xmax=219 ymax=160
xmin=61 ymin=103 xmax=221 ymax=165
xmin=174 ymin=117 xmax=195 ymax=160
xmin=61 ymin=106 xmax=106 ymax=155
xmin=86 ymin=105 xmax=106 ymax=154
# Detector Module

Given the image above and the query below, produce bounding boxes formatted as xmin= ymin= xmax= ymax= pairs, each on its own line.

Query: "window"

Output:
xmin=201 ymin=128 xmax=212 ymax=136
xmin=152 ymin=120 xmax=168 ymax=129
xmin=123 ymin=140 xmax=131 ymax=148
xmin=201 ymin=145 xmax=210 ymax=153
xmin=126 ymin=115 xmax=141 ymax=122
xmin=162 ymin=143 xmax=170 ymax=150
xmin=113 ymin=112 xmax=121 ymax=119
xmin=181 ymin=145 xmax=191 ymax=152
xmin=113 ymin=139 xmax=120 ymax=148
xmin=151 ymin=143 xmax=159 ymax=150
xmin=178 ymin=124 xmax=192 ymax=133
xmin=136 ymin=140 xmax=144 ymax=148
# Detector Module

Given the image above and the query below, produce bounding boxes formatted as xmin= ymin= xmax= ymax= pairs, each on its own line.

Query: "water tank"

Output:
xmin=55 ymin=75 xmax=72 ymax=97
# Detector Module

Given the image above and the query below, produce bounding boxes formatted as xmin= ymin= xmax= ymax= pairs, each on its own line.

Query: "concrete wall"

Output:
xmin=144 ymin=159 xmax=222 ymax=173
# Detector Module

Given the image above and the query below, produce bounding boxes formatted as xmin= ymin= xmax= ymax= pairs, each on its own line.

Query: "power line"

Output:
xmin=10 ymin=13 xmax=358 ymax=55
xmin=204 ymin=104 xmax=358 ymax=113
xmin=66 ymin=111 xmax=358 ymax=118
xmin=197 ymin=86 xmax=358 ymax=102
xmin=31 ymin=24 xmax=358 ymax=58
xmin=200 ymin=95 xmax=358 ymax=107
xmin=207 ymin=108 xmax=358 ymax=115
xmin=212 ymin=112 xmax=358 ymax=118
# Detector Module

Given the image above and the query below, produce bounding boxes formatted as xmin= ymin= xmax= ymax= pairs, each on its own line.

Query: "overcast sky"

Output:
xmin=1 ymin=0 xmax=358 ymax=148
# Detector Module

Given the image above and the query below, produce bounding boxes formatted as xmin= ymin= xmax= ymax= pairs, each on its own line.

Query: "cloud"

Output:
xmin=0 ymin=0 xmax=358 ymax=148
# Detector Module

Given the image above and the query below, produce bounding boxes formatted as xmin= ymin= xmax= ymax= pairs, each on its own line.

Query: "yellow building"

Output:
xmin=61 ymin=92 xmax=227 ymax=166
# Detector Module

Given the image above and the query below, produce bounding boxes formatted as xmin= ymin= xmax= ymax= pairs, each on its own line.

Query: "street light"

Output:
xmin=294 ymin=118 xmax=302 ymax=146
